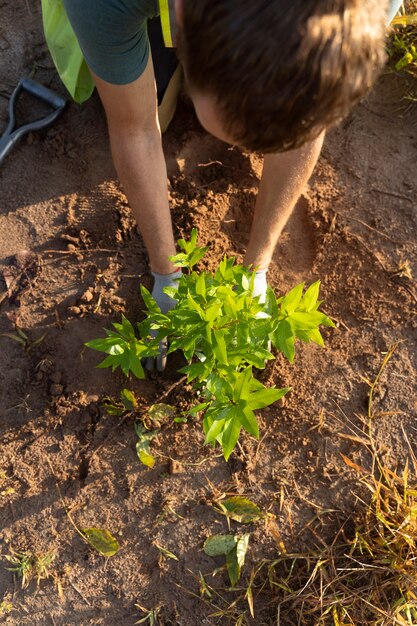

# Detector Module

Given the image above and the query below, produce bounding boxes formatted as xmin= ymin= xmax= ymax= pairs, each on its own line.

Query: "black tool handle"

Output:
xmin=21 ymin=78 xmax=67 ymax=111
xmin=0 ymin=79 xmax=67 ymax=167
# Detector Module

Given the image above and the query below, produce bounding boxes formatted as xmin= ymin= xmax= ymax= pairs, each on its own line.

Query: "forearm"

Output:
xmin=109 ymin=126 xmax=177 ymax=275
xmin=244 ymin=131 xmax=325 ymax=269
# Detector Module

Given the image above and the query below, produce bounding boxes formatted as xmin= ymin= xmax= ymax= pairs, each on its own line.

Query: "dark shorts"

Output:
xmin=63 ymin=0 xmax=177 ymax=100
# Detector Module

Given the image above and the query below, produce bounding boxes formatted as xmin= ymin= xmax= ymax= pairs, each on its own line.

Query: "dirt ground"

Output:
xmin=0 ymin=4 xmax=416 ymax=626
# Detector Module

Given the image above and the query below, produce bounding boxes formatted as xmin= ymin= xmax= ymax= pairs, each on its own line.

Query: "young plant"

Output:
xmin=4 ymin=549 xmax=56 ymax=589
xmin=86 ymin=230 xmax=334 ymax=460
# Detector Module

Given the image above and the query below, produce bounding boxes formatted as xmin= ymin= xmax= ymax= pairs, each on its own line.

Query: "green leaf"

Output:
xmin=179 ymin=362 xmax=207 ymax=383
xmin=236 ymin=534 xmax=250 ymax=569
xmin=220 ymin=497 xmax=263 ymax=524
xmin=237 ymin=404 xmax=259 ymax=439
xmin=96 ymin=354 xmax=119 ymax=370
xmin=272 ymin=319 xmax=295 ymax=362
xmin=203 ymin=535 xmax=237 ymax=557
xmin=187 ymin=293 xmax=204 ymax=318
xmin=205 ymin=302 xmax=222 ymax=325
xmin=300 ymin=280 xmax=321 ymax=311
xmin=226 ymin=547 xmax=240 ymax=587
xmin=129 ymin=353 xmax=145 ymax=379
xmin=169 ymin=252 xmax=189 ymax=267
xmin=222 ymin=414 xmax=241 ymax=460
xmin=188 ymin=402 xmax=209 ymax=416
xmin=288 ymin=311 xmax=334 ymax=330
xmin=204 ymin=416 xmax=227 ymax=445
xmin=148 ymin=403 xmax=175 ymax=422
xmin=195 ymin=273 xmax=206 ymax=298
xmin=154 ymin=542 xmax=179 ymax=561
xmin=120 ymin=388 xmax=137 ymax=411
xmin=213 ymin=329 xmax=228 ymax=365
xmin=225 ymin=537 xmax=249 ymax=588
xmin=308 ymin=328 xmax=325 ymax=347
xmin=281 ymin=283 xmax=304 ymax=313
xmin=138 ymin=449 xmax=155 ymax=468
xmin=189 ymin=246 xmax=209 ymax=268
xmin=121 ymin=315 xmax=135 ymax=339
xmin=85 ymin=336 xmax=122 ymax=353
xmin=140 ymin=285 xmax=160 ymax=313
xmin=82 ymin=528 xmax=120 ymax=557
xmin=247 ymin=387 xmax=289 ymax=410
xmin=101 ymin=400 xmax=124 ymax=416
xmin=135 ymin=423 xmax=159 ymax=469
xmin=232 ymin=367 xmax=252 ymax=403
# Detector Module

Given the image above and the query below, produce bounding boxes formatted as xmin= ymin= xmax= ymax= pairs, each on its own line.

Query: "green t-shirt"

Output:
xmin=63 ymin=0 xmax=163 ymax=84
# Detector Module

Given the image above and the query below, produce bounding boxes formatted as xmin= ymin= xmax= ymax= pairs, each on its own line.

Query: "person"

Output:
xmin=58 ymin=0 xmax=399 ymax=369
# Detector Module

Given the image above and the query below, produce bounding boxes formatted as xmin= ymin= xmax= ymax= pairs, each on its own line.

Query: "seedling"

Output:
xmin=135 ymin=603 xmax=162 ymax=625
xmin=102 ymin=388 xmax=138 ymax=416
xmin=0 ymin=326 xmax=46 ymax=351
xmin=4 ymin=549 xmax=55 ymax=589
xmin=86 ymin=230 xmax=334 ymax=460
xmin=204 ymin=534 xmax=250 ymax=587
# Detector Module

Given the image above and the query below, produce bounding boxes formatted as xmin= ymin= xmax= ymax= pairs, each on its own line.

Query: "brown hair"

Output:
xmin=177 ymin=0 xmax=388 ymax=152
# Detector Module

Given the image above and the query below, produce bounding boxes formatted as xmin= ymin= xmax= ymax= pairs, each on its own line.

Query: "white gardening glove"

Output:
xmin=252 ymin=268 xmax=268 ymax=304
xmin=252 ymin=268 xmax=272 ymax=353
xmin=146 ymin=269 xmax=182 ymax=372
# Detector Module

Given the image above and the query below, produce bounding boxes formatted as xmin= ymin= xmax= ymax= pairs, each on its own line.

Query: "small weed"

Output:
xmin=0 ymin=326 xmax=46 ymax=351
xmin=135 ymin=602 xmax=162 ymax=625
xmin=4 ymin=549 xmax=56 ymax=589
xmin=0 ymin=598 xmax=13 ymax=616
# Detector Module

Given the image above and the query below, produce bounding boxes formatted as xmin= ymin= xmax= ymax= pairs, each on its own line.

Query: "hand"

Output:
xmin=145 ymin=269 xmax=182 ymax=372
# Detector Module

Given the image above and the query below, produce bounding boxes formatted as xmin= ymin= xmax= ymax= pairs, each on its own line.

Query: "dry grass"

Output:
xmin=182 ymin=346 xmax=417 ymax=626
xmin=247 ymin=448 xmax=417 ymax=626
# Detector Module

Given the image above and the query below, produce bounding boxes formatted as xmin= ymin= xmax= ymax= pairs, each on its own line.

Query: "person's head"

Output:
xmin=175 ymin=0 xmax=388 ymax=152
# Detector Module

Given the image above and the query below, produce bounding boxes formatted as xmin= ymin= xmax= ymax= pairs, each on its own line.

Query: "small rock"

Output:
xmin=50 ymin=383 xmax=64 ymax=396
xmin=67 ymin=243 xmax=77 ymax=252
xmin=68 ymin=306 xmax=81 ymax=315
xmin=169 ymin=459 xmax=183 ymax=475
xmin=81 ymin=289 xmax=94 ymax=303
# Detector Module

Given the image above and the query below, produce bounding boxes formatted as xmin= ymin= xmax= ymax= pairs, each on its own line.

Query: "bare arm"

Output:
xmin=91 ymin=54 xmax=177 ymax=275
xmin=244 ymin=132 xmax=325 ymax=269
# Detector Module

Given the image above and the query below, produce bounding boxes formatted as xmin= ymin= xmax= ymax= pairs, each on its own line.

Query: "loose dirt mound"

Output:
xmin=0 ymin=5 xmax=416 ymax=625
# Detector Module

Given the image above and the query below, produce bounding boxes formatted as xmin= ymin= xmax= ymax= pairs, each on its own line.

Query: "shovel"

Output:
xmin=0 ymin=78 xmax=67 ymax=167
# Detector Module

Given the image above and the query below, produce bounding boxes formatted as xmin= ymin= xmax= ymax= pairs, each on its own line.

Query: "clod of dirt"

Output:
xmin=68 ymin=306 xmax=81 ymax=316
xmin=169 ymin=459 xmax=183 ymax=474
xmin=50 ymin=383 xmax=64 ymax=396
xmin=81 ymin=289 xmax=94 ymax=303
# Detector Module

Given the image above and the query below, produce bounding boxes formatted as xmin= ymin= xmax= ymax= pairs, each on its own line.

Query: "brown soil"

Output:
xmin=0 ymin=5 xmax=416 ymax=626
